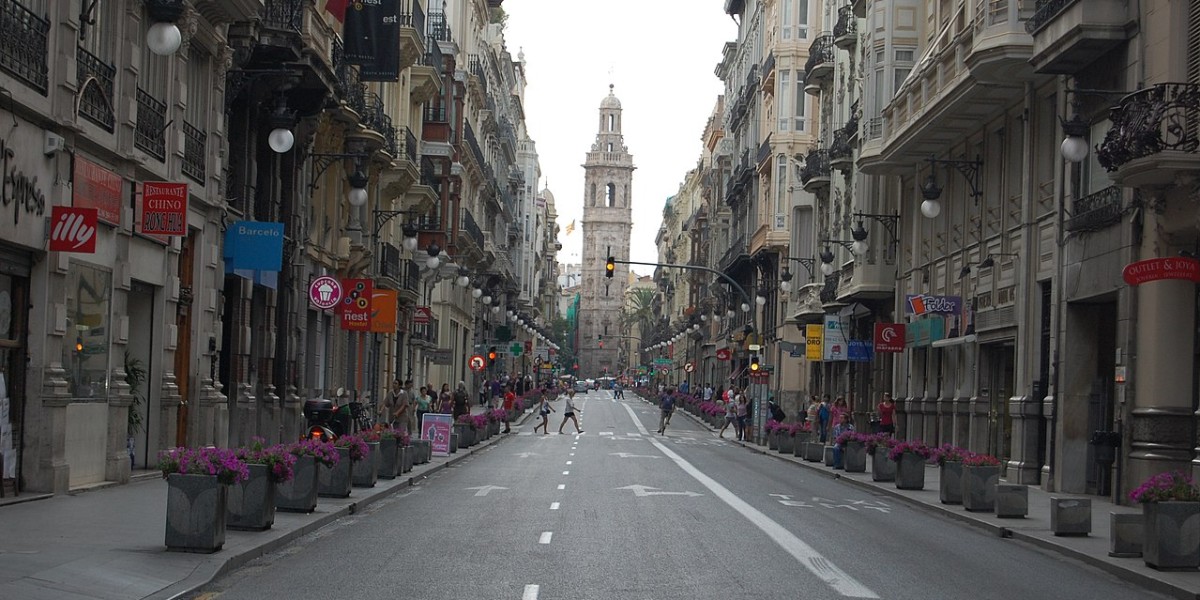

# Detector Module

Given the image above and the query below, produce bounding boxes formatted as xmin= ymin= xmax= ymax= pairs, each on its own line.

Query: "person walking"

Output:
xmin=718 ymin=388 xmax=738 ymax=438
xmin=817 ymin=395 xmax=831 ymax=443
xmin=533 ymin=393 xmax=555 ymax=434
xmin=735 ymin=391 xmax=749 ymax=441
xmin=380 ymin=379 xmax=404 ymax=428
xmin=452 ymin=382 xmax=470 ymax=420
xmin=502 ymin=385 xmax=516 ymax=433
xmin=415 ymin=383 xmax=434 ymax=428
xmin=558 ymin=389 xmax=583 ymax=434
xmin=657 ymin=387 xmax=676 ymax=434
xmin=877 ymin=392 xmax=896 ymax=436
xmin=436 ymin=383 xmax=451 ymax=414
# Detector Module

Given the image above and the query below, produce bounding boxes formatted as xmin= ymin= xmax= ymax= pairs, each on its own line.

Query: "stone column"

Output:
xmin=106 ymin=367 xmax=132 ymax=483
xmin=1008 ymin=393 xmax=1043 ymax=484
xmin=35 ymin=363 xmax=72 ymax=494
xmin=158 ymin=370 xmax=182 ymax=453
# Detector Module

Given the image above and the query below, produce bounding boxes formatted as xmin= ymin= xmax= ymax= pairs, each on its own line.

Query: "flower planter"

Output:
xmin=227 ymin=464 xmax=276 ymax=531
xmin=804 ymin=442 xmax=824 ymax=462
xmin=939 ymin=461 xmax=963 ymax=504
xmin=378 ymin=437 xmax=400 ymax=479
xmin=768 ymin=431 xmax=779 ymax=451
xmin=962 ymin=464 xmax=1000 ymax=511
xmin=844 ymin=441 xmax=867 ymax=473
xmin=777 ymin=434 xmax=794 ymax=454
xmin=871 ymin=450 xmax=896 ymax=482
xmin=490 ymin=420 xmax=501 ymax=436
xmin=414 ymin=440 xmax=430 ymax=463
xmin=401 ymin=445 xmax=413 ymax=473
xmin=793 ymin=432 xmax=810 ymax=457
xmin=895 ymin=452 xmax=927 ymax=490
xmin=449 ymin=433 xmax=459 ymax=453
xmin=1143 ymin=501 xmax=1200 ymax=570
xmin=318 ymin=447 xmax=353 ymax=498
xmin=1110 ymin=512 xmax=1143 ymax=557
xmin=276 ymin=454 xmax=319 ymax=512
xmin=823 ymin=446 xmax=835 ymax=467
xmin=352 ymin=441 xmax=380 ymax=487
xmin=995 ymin=484 xmax=1028 ymax=518
xmin=164 ymin=473 xmax=227 ymax=553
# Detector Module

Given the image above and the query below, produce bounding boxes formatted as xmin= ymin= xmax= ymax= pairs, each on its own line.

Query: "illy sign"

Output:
xmin=48 ymin=206 xmax=97 ymax=253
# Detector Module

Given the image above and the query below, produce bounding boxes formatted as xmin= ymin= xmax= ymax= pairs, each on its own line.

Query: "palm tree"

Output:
xmin=622 ymin=288 xmax=657 ymax=340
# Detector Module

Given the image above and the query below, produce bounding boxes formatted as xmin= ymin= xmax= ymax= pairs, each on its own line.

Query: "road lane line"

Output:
xmin=557 ymin=484 xmax=566 ymax=490
xmin=523 ymin=584 xmax=539 ymax=600
xmin=563 ymin=471 xmax=570 ymax=475
xmin=550 ymin=502 xmax=560 ymax=510
xmin=620 ymin=403 xmax=879 ymax=599
xmin=566 ymin=461 xmax=573 ymax=465
xmin=539 ymin=532 xmax=553 ymax=544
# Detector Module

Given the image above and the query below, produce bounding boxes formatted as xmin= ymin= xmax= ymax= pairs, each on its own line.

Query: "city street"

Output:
xmin=186 ymin=391 xmax=1163 ymax=600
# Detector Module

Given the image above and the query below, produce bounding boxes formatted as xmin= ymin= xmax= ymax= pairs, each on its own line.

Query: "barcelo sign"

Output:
xmin=1122 ymin=257 xmax=1200 ymax=286
xmin=309 ymin=276 xmax=343 ymax=310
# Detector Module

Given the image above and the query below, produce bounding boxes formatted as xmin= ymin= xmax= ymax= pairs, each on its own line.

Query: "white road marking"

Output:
xmin=550 ymin=502 xmax=560 ymax=510
xmin=514 ymin=452 xmax=540 ymax=458
xmin=523 ymin=584 xmax=539 ymax=600
xmin=557 ymin=484 xmax=566 ymax=490
xmin=566 ymin=460 xmax=573 ymax=465
xmin=616 ymin=484 xmax=702 ymax=497
xmin=465 ymin=485 xmax=508 ymax=497
xmin=569 ymin=453 xmax=575 ymax=456
xmin=562 ymin=471 xmax=570 ymax=475
xmin=539 ymin=532 xmax=553 ymax=544
xmin=610 ymin=452 xmax=659 ymax=459
xmin=599 ymin=432 xmax=613 ymax=436
xmin=620 ymin=403 xmax=879 ymax=599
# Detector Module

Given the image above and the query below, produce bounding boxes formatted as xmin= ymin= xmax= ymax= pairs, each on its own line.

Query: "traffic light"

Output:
xmin=605 ymin=256 xmax=615 ymax=278
xmin=749 ymin=354 xmax=760 ymax=372
xmin=487 ymin=346 xmax=498 ymax=362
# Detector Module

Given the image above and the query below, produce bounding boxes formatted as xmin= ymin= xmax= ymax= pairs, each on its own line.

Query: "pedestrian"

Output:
xmin=657 ymin=387 xmax=676 ymax=434
xmin=877 ymin=392 xmax=896 ymax=436
xmin=768 ymin=394 xmax=786 ymax=422
xmin=806 ymin=396 xmax=820 ymax=427
xmin=436 ymin=383 xmax=451 ymax=414
xmin=394 ymin=380 xmax=414 ymax=433
xmin=381 ymin=379 xmax=403 ymax=428
xmin=502 ymin=385 xmax=516 ymax=433
xmin=452 ymin=381 xmax=470 ymax=420
xmin=415 ymin=383 xmax=433 ymax=428
xmin=558 ymin=389 xmax=583 ymax=434
xmin=736 ymin=391 xmax=749 ymax=441
xmin=533 ymin=393 xmax=555 ymax=434
xmin=831 ymin=413 xmax=855 ymax=469
xmin=718 ymin=388 xmax=738 ymax=438
xmin=818 ymin=395 xmax=831 ymax=443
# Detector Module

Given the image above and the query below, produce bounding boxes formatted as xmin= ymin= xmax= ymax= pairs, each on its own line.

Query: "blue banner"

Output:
xmin=225 ymin=221 xmax=284 ymax=271
xmin=848 ymin=340 xmax=873 ymax=362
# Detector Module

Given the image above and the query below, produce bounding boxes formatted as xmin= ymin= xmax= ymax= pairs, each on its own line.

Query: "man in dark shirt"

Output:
xmin=657 ymin=387 xmax=676 ymax=434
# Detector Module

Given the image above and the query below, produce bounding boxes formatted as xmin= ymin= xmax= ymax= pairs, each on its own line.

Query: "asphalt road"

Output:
xmin=187 ymin=390 xmax=1168 ymax=600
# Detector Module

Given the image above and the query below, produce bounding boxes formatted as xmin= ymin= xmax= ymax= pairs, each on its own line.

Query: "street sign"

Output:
xmin=653 ymin=358 xmax=671 ymax=366
xmin=468 ymin=355 xmax=485 ymax=371
xmin=413 ymin=306 xmax=433 ymax=324
xmin=684 ymin=361 xmax=695 ymax=373
xmin=510 ymin=342 xmax=523 ymax=356
xmin=716 ymin=348 xmax=731 ymax=361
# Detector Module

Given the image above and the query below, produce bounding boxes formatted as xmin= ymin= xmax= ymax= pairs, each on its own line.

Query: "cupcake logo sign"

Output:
xmin=309 ymin=276 xmax=343 ymax=310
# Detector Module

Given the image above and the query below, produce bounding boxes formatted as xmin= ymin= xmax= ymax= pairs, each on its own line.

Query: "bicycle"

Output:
xmin=348 ymin=402 xmax=377 ymax=433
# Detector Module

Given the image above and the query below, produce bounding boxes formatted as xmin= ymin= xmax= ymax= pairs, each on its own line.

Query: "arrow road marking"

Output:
xmin=609 ymin=452 xmax=660 ymax=459
xmin=615 ymin=484 xmax=702 ymax=497
xmin=465 ymin=485 xmax=508 ymax=497
xmin=620 ymin=402 xmax=879 ymax=599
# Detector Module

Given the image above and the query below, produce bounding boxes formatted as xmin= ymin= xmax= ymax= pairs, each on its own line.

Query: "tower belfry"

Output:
xmin=579 ymin=85 xmax=635 ymax=376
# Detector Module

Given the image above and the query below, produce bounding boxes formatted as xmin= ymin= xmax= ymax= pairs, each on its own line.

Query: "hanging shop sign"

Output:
xmin=225 ymin=221 xmax=285 ymax=271
xmin=848 ymin=340 xmax=873 ymax=362
xmin=413 ymin=306 xmax=432 ymax=324
xmin=716 ymin=348 xmax=731 ymax=361
xmin=874 ymin=322 xmax=906 ymax=353
xmin=309 ymin=276 xmax=343 ymax=310
xmin=345 ymin=0 xmax=400 ymax=81
xmin=905 ymin=294 xmax=961 ymax=316
xmin=905 ymin=318 xmax=946 ymax=348
xmin=72 ymin=156 xmax=122 ymax=226
xmin=1122 ymin=257 xmax=1200 ymax=286
xmin=140 ymin=182 xmax=188 ymax=236
xmin=0 ymin=136 xmax=47 ymax=229
xmin=822 ymin=315 xmax=847 ymax=361
xmin=339 ymin=278 xmax=373 ymax=331
xmin=805 ymin=324 xmax=823 ymax=361
xmin=369 ymin=289 xmax=398 ymax=333
xmin=48 ymin=206 xmax=97 ymax=253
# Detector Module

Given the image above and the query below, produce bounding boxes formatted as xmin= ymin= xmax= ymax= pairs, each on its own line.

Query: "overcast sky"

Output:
xmin=503 ymin=1 xmax=734 ymax=276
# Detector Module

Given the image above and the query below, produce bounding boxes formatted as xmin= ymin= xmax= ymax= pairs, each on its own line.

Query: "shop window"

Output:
xmin=64 ymin=263 xmax=112 ymax=398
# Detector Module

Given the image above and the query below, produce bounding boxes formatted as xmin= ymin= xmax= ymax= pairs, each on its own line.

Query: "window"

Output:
xmin=793 ymin=77 xmax=807 ymax=132
xmin=608 ymin=114 xmax=615 ymax=131
xmin=782 ymin=0 xmax=810 ymax=40
xmin=605 ymin=183 xmax=615 ymax=207
xmin=775 ymin=158 xmax=787 ymax=222
xmin=607 ymin=142 xmax=613 ymax=152
xmin=777 ymin=71 xmax=790 ymax=131
xmin=64 ymin=263 xmax=112 ymax=399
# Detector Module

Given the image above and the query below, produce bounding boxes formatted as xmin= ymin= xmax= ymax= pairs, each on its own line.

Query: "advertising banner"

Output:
xmin=874 ymin=322 xmax=906 ymax=353
xmin=369 ymin=289 xmax=398 ymax=333
xmin=345 ymin=0 xmax=400 ymax=81
xmin=224 ymin=221 xmax=285 ymax=271
xmin=48 ymin=207 xmax=97 ymax=253
xmin=140 ymin=182 xmax=188 ymax=236
xmin=905 ymin=294 xmax=961 ymax=315
xmin=805 ymin=324 xmax=823 ymax=361
xmin=823 ymin=315 xmax=847 ymax=361
xmin=339 ymin=279 xmax=373 ymax=331
xmin=72 ymin=156 xmax=122 ymax=226
xmin=422 ymin=413 xmax=453 ymax=457
xmin=848 ymin=340 xmax=873 ymax=362
xmin=1122 ymin=257 xmax=1200 ymax=286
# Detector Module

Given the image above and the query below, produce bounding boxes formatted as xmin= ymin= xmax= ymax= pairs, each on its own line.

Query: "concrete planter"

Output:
xmin=318 ymin=447 xmax=353 ymax=498
xmin=804 ymin=442 xmax=823 ymax=462
xmin=939 ymin=462 xmax=963 ymax=504
xmin=777 ymin=434 xmax=794 ymax=454
xmin=1142 ymin=501 xmax=1200 ymax=570
xmin=401 ymin=445 xmax=413 ymax=473
xmin=378 ymin=437 xmax=399 ymax=479
xmin=768 ymin=431 xmax=780 ymax=451
xmin=844 ymin=441 xmax=867 ymax=473
xmin=489 ymin=420 xmax=501 ymax=436
xmin=275 ymin=454 xmax=318 ymax=513
xmin=1050 ymin=498 xmax=1091 ymax=536
xmin=962 ymin=465 xmax=1000 ymax=512
xmin=227 ymin=464 xmax=276 ymax=531
xmin=995 ymin=484 xmax=1028 ymax=518
xmin=450 ymin=433 xmax=459 ymax=453
xmin=894 ymin=452 xmax=927 ymax=490
xmin=164 ymin=473 xmax=227 ymax=553
xmin=352 ymin=441 xmax=380 ymax=487
xmin=871 ymin=450 xmax=896 ymax=482
xmin=823 ymin=446 xmax=835 ymax=467
xmin=1110 ymin=512 xmax=1144 ymax=557
xmin=793 ymin=432 xmax=810 ymax=457
xmin=414 ymin=439 xmax=431 ymax=463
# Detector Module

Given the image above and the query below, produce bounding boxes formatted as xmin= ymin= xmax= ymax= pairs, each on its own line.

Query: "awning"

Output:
xmin=932 ymin=334 xmax=977 ymax=348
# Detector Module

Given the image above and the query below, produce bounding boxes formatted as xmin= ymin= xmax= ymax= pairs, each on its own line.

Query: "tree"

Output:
xmin=622 ymin=287 xmax=657 ymax=346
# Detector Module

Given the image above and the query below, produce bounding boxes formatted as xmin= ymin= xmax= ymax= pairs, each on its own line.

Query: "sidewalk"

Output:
xmin=0 ymin=406 xmax=532 ymax=600
xmin=659 ymin=397 xmax=1200 ymax=600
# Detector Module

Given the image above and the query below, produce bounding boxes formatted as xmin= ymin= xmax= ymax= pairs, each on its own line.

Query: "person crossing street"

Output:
xmin=657 ymin=387 xmax=676 ymax=434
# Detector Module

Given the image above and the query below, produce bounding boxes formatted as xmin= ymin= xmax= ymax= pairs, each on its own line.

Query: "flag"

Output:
xmin=564 ymin=220 xmax=576 ymax=235
xmin=323 ymin=0 xmax=348 ymax=23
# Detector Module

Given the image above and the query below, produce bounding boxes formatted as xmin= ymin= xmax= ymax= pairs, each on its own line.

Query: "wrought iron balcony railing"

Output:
xmin=756 ymin=134 xmax=772 ymax=165
xmin=135 ymin=88 xmax=168 ymax=160
xmin=400 ymin=0 xmax=426 ymax=46
xmin=464 ymin=121 xmax=487 ymax=169
xmin=804 ymin=34 xmax=835 ymax=84
xmin=799 ymin=148 xmax=830 ymax=184
xmin=828 ymin=128 xmax=853 ymax=165
xmin=833 ymin=5 xmax=858 ymax=41
xmin=333 ymin=39 xmax=366 ymax=114
xmin=424 ymin=38 xmax=444 ymax=71
xmin=182 ymin=121 xmax=207 ymax=183
xmin=1065 ymin=185 xmax=1123 ymax=232
xmin=77 ymin=45 xmax=115 ymax=131
xmin=423 ymin=104 xmax=448 ymax=123
xmin=1026 ymin=0 xmax=1077 ymax=34
xmin=1097 ymin=83 xmax=1200 ymax=172
xmin=263 ymin=0 xmax=303 ymax=33
xmin=410 ymin=213 xmax=443 ymax=232
xmin=0 ymin=0 xmax=48 ymax=95
xmin=819 ymin=271 xmax=841 ymax=303
xmin=378 ymin=242 xmax=402 ymax=280
xmin=402 ymin=127 xmax=418 ymax=164
xmin=461 ymin=209 xmax=485 ymax=250
xmin=427 ymin=10 xmax=452 ymax=43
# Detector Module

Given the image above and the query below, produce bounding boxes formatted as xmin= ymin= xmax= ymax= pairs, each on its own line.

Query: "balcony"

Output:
xmin=760 ymin=51 xmax=776 ymax=92
xmin=828 ymin=127 xmax=854 ymax=171
xmin=1096 ymin=83 xmax=1200 ymax=187
xmin=410 ymin=40 xmax=443 ymax=104
xmin=380 ymin=128 xmax=420 ymax=198
xmin=719 ymin=234 xmax=749 ymax=273
xmin=798 ymin=148 xmax=830 ymax=192
xmin=135 ymin=88 xmax=167 ymax=161
xmin=76 ymin=46 xmax=115 ymax=131
xmin=833 ymin=6 xmax=857 ymax=50
xmin=358 ymin=90 xmax=394 ymax=152
xmin=397 ymin=0 xmax=426 ymax=70
xmin=788 ymin=282 xmax=826 ymax=325
xmin=459 ymin=209 xmax=485 ymax=254
xmin=333 ymin=39 xmax=366 ymax=115
xmin=376 ymin=242 xmax=403 ymax=288
xmin=818 ymin=271 xmax=841 ymax=306
xmin=0 ymin=0 xmax=47 ymax=95
xmin=182 ymin=121 xmax=207 ymax=183
xmin=1026 ymin=0 xmax=1134 ymax=74
xmin=803 ymin=34 xmax=834 ymax=95
xmin=966 ymin=0 xmax=1035 ymax=83
xmin=756 ymin=134 xmax=772 ymax=170
xmin=1065 ymin=185 xmax=1123 ymax=233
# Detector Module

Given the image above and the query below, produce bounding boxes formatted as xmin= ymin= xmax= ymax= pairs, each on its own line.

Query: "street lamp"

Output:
xmin=455 ymin=267 xmax=471 ymax=288
xmin=266 ymin=94 xmax=296 ymax=154
xmin=346 ymin=170 xmax=369 ymax=207
xmin=921 ymin=155 xmax=983 ymax=219
xmin=145 ymin=0 xmax=185 ymax=56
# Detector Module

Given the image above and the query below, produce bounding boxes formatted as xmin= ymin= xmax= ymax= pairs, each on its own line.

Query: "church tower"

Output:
xmin=579 ymin=85 xmax=635 ymax=377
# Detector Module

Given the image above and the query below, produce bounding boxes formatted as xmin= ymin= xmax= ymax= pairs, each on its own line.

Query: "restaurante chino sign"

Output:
xmin=1122 ymin=257 xmax=1200 ymax=286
